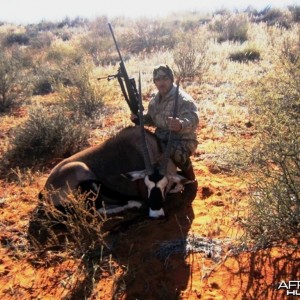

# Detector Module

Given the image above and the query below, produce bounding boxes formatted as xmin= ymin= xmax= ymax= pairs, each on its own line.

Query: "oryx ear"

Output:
xmin=122 ymin=170 xmax=147 ymax=181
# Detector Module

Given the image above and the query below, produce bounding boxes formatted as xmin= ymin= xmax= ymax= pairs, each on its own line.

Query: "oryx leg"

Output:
xmin=97 ymin=200 xmax=142 ymax=215
xmin=45 ymin=161 xmax=97 ymax=207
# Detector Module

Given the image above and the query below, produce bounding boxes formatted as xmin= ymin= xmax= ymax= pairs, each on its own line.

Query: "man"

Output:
xmin=132 ymin=64 xmax=199 ymax=199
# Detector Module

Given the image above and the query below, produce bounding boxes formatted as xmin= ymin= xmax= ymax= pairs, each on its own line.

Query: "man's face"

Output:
xmin=154 ymin=76 xmax=173 ymax=97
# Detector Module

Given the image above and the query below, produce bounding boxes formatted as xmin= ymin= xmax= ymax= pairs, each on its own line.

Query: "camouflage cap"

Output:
xmin=153 ymin=64 xmax=174 ymax=82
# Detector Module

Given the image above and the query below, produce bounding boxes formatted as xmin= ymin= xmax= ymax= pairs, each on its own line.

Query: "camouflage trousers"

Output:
xmin=161 ymin=139 xmax=198 ymax=171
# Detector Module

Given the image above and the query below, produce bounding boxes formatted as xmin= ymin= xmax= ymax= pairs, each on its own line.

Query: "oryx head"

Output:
xmin=126 ymin=75 xmax=186 ymax=218
xmin=125 ymin=164 xmax=188 ymax=218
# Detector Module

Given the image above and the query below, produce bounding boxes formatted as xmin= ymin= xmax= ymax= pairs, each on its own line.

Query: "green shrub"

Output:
xmin=60 ymin=59 xmax=104 ymax=120
xmin=256 ymin=7 xmax=293 ymax=28
xmin=29 ymin=31 xmax=55 ymax=49
xmin=240 ymin=43 xmax=300 ymax=248
xmin=281 ymin=35 xmax=300 ymax=65
xmin=79 ymin=16 xmax=116 ymax=66
xmin=229 ymin=46 xmax=261 ymax=62
xmin=173 ymin=30 xmax=210 ymax=79
xmin=210 ymin=13 xmax=249 ymax=43
xmin=3 ymin=106 xmax=89 ymax=168
xmin=5 ymin=32 xmax=30 ymax=46
xmin=289 ymin=5 xmax=300 ymax=22
xmin=0 ymin=47 xmax=32 ymax=112
xmin=31 ymin=65 xmax=55 ymax=95
xmin=46 ymin=41 xmax=84 ymax=65
xmin=79 ymin=33 xmax=115 ymax=66
xmin=122 ymin=19 xmax=176 ymax=54
xmin=32 ymin=77 xmax=54 ymax=95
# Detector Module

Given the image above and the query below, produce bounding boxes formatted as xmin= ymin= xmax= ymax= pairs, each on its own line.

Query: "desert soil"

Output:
xmin=0 ymin=95 xmax=299 ymax=300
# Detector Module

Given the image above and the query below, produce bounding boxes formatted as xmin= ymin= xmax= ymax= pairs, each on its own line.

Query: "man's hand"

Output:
xmin=167 ymin=117 xmax=182 ymax=132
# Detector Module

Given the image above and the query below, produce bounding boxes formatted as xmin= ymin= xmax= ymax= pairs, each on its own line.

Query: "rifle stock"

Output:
xmin=108 ymin=23 xmax=139 ymax=120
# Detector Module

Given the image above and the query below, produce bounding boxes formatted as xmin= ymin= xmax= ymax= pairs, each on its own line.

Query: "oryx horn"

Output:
xmin=160 ymin=78 xmax=180 ymax=175
xmin=138 ymin=71 xmax=153 ymax=175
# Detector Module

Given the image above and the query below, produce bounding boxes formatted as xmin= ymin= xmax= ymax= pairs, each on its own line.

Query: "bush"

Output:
xmin=79 ymin=16 xmax=117 ymax=66
xmin=29 ymin=192 xmax=107 ymax=256
xmin=173 ymin=30 xmax=210 ymax=79
xmin=3 ymin=106 xmax=90 ymax=168
xmin=240 ymin=42 xmax=300 ymax=248
xmin=210 ymin=13 xmax=249 ymax=43
xmin=31 ymin=65 xmax=55 ymax=95
xmin=46 ymin=40 xmax=84 ymax=65
xmin=28 ymin=192 xmax=109 ymax=299
xmin=60 ymin=59 xmax=104 ymax=120
xmin=122 ymin=19 xmax=176 ymax=54
xmin=5 ymin=32 xmax=30 ymax=46
xmin=0 ymin=47 xmax=32 ymax=112
xmin=29 ymin=31 xmax=55 ymax=49
xmin=281 ymin=35 xmax=300 ymax=65
xmin=229 ymin=46 xmax=261 ymax=62
xmin=289 ymin=5 xmax=300 ymax=23
xmin=79 ymin=33 xmax=115 ymax=66
xmin=32 ymin=77 xmax=54 ymax=95
xmin=255 ymin=7 xmax=293 ymax=28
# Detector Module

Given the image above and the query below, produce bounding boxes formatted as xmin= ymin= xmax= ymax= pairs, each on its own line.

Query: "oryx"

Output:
xmin=40 ymin=77 xmax=189 ymax=218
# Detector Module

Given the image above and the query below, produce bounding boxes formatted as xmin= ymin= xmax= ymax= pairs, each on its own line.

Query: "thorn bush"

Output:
xmin=3 ymin=106 xmax=90 ymax=168
xmin=240 ymin=39 xmax=300 ymax=248
xmin=0 ymin=47 xmax=32 ymax=112
xmin=60 ymin=58 xmax=104 ymax=120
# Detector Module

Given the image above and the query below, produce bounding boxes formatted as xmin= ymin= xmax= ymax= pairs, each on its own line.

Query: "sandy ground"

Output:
xmin=0 ymin=107 xmax=299 ymax=300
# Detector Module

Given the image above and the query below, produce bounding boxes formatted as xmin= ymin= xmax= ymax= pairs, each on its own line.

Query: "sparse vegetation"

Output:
xmin=0 ymin=47 xmax=32 ymax=112
xmin=59 ymin=58 xmax=104 ymax=120
xmin=254 ymin=6 xmax=294 ymax=28
xmin=289 ymin=5 xmax=300 ymax=22
xmin=3 ymin=106 xmax=89 ymax=168
xmin=28 ymin=192 xmax=111 ymax=299
xmin=122 ymin=19 xmax=176 ymax=54
xmin=4 ymin=32 xmax=30 ymax=46
xmin=240 ymin=37 xmax=300 ymax=248
xmin=29 ymin=192 xmax=107 ymax=256
xmin=173 ymin=29 xmax=210 ymax=78
xmin=0 ymin=6 xmax=300 ymax=300
xmin=210 ymin=13 xmax=249 ymax=42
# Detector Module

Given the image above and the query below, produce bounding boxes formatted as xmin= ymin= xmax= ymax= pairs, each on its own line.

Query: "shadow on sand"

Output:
xmin=27 ymin=189 xmax=196 ymax=299
xmin=204 ymin=244 xmax=300 ymax=300
xmin=110 ymin=192 xmax=195 ymax=299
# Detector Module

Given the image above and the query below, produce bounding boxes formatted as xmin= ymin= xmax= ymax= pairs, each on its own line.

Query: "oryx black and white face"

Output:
xmin=145 ymin=170 xmax=168 ymax=218
xmin=126 ymin=170 xmax=167 ymax=217
xmin=125 ymin=168 xmax=166 ymax=218
xmin=126 ymin=167 xmax=188 ymax=218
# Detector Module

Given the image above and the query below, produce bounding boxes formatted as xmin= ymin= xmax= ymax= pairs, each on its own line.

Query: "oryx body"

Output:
xmin=40 ymin=126 xmax=187 ymax=218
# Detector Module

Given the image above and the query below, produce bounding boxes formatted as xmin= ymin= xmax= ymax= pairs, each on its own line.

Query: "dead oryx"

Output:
xmin=39 ymin=80 xmax=190 ymax=218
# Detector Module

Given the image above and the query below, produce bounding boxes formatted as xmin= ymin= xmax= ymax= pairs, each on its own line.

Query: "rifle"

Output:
xmin=99 ymin=23 xmax=140 ymax=123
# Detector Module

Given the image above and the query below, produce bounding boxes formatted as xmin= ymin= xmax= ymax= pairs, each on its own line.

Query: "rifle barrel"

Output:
xmin=108 ymin=23 xmax=123 ymax=62
xmin=107 ymin=22 xmax=140 ymax=119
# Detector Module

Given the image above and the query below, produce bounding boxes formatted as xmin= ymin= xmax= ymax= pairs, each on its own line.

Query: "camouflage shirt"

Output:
xmin=144 ymin=84 xmax=199 ymax=143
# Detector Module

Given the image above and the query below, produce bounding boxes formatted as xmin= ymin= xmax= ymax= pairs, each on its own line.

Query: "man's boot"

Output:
xmin=181 ymin=165 xmax=198 ymax=202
